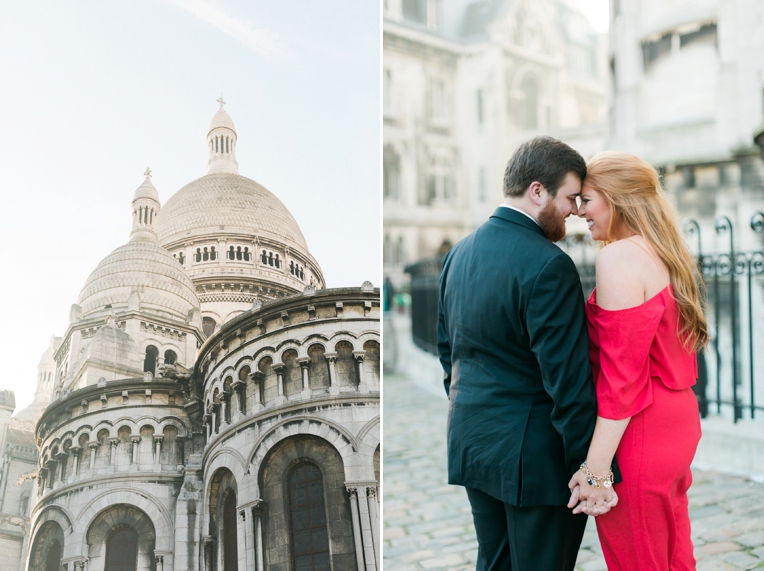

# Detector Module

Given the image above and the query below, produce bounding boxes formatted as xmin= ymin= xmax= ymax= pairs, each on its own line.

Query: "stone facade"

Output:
xmin=383 ymin=0 xmax=607 ymax=282
xmin=15 ymin=102 xmax=379 ymax=571
xmin=608 ymin=0 xmax=764 ymax=252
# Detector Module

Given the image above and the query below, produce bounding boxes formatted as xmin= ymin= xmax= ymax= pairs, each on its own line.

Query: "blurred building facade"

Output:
xmin=609 ymin=0 xmax=764 ymax=251
xmin=383 ymin=0 xmax=608 ymax=283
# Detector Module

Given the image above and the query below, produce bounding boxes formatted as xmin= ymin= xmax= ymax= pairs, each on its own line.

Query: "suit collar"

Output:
xmin=490 ymin=206 xmax=546 ymax=238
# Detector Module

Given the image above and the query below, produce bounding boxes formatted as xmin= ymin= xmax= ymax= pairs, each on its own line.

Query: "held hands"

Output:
xmin=567 ymin=469 xmax=618 ymax=516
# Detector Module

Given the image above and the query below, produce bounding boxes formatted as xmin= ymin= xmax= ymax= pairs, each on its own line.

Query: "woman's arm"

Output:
xmin=568 ymin=416 xmax=629 ymax=514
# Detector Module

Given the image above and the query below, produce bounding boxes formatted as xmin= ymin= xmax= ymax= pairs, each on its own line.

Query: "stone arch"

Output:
xmin=75 ymin=490 xmax=171 ymax=553
xmin=84 ymin=504 xmax=156 ymax=571
xmin=334 ymin=340 xmax=359 ymax=387
xmin=327 ymin=331 xmax=360 ymax=351
xmin=357 ymin=417 xmax=380 ymax=451
xmin=275 ymin=340 xmax=304 ymax=359
xmin=362 ymin=339 xmax=381 ymax=385
xmin=157 ymin=416 xmax=189 ymax=439
xmin=28 ymin=520 xmax=65 ymax=571
xmin=248 ymin=417 xmax=357 ymax=469
xmin=307 ymin=343 xmax=330 ymax=390
xmin=206 ymin=467 xmax=239 ymax=571
xmin=299 ymin=333 xmax=329 ymax=349
xmin=509 ymin=63 xmax=548 ymax=129
xmin=257 ymin=434 xmax=356 ymax=571
xmin=281 ymin=348 xmax=301 ymax=396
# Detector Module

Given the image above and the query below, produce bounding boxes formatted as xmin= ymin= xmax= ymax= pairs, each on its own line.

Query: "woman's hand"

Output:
xmin=568 ymin=471 xmax=618 ymax=515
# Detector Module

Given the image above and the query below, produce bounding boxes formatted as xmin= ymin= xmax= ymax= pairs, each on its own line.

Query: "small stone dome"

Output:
xmin=78 ymin=237 xmax=200 ymax=321
xmin=133 ymin=169 xmax=159 ymax=202
xmin=156 ymin=172 xmax=309 ymax=250
xmin=209 ymin=106 xmax=236 ymax=134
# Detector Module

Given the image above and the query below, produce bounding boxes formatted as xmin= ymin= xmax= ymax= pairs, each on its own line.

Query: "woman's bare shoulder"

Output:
xmin=595 ymin=240 xmax=650 ymax=309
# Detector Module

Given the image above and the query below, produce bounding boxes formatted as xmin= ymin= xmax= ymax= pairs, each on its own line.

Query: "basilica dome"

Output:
xmin=77 ymin=236 xmax=201 ymax=321
xmin=156 ymin=172 xmax=309 ymax=250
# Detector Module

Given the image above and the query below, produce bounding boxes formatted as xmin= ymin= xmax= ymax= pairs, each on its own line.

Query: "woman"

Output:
xmin=568 ymin=151 xmax=708 ymax=570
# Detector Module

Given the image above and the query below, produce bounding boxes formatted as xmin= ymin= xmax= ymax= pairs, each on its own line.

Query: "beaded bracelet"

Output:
xmin=579 ymin=461 xmax=614 ymax=489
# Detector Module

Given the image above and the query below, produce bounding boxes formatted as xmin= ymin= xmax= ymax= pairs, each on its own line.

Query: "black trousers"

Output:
xmin=465 ymin=487 xmax=588 ymax=571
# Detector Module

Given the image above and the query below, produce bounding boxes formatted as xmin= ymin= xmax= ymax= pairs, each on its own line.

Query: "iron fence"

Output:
xmin=405 ymin=212 xmax=764 ymax=423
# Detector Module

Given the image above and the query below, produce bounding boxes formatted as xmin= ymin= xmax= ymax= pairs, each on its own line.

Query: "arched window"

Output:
xmin=261 ymin=250 xmax=268 ymax=264
xmin=236 ymin=246 xmax=242 ymax=260
xmin=517 ymin=74 xmax=540 ymax=129
xmin=43 ymin=540 xmax=61 ymax=571
xmin=143 ymin=346 xmax=158 ymax=375
xmin=228 ymin=246 xmax=235 ymax=260
xmin=203 ymin=317 xmax=217 ymax=338
xmin=196 ymin=248 xmax=202 ymax=262
xmin=211 ymin=246 xmax=217 ymax=261
xmin=164 ymin=350 xmax=177 ymax=366
xmin=105 ymin=527 xmax=138 ymax=571
xmin=203 ymin=247 xmax=209 ymax=261
xmin=243 ymin=247 xmax=250 ymax=261
xmin=223 ymin=492 xmax=238 ymax=571
xmin=288 ymin=463 xmax=330 ymax=571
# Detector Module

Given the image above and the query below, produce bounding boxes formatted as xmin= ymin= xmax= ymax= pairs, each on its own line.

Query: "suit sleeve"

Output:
xmin=437 ymin=253 xmax=453 ymax=396
xmin=526 ymin=253 xmax=598 ymax=475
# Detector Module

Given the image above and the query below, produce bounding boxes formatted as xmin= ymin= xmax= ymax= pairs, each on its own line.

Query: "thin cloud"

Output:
xmin=167 ymin=0 xmax=286 ymax=58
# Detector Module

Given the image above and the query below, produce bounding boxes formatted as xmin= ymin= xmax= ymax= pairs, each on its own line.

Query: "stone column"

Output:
xmin=325 ymin=353 xmax=338 ymax=387
xmin=273 ymin=364 xmax=284 ymax=397
xmin=220 ymin=392 xmax=230 ymax=425
xmin=154 ymin=556 xmax=163 ymax=571
xmin=252 ymin=505 xmax=264 ymax=571
xmin=202 ymin=536 xmax=215 ymax=571
xmin=109 ymin=438 xmax=119 ymax=466
xmin=354 ymin=351 xmax=366 ymax=387
xmin=153 ymin=435 xmax=164 ymax=465
xmin=88 ymin=442 xmax=98 ymax=471
xmin=70 ymin=446 xmax=82 ymax=476
xmin=211 ymin=403 xmax=219 ymax=434
xmin=39 ymin=467 xmax=49 ymax=491
xmin=346 ymin=487 xmax=366 ymax=571
xmin=367 ymin=487 xmax=380 ymax=566
xmin=232 ymin=380 xmax=245 ymax=415
xmin=130 ymin=436 xmax=141 ymax=465
xmin=297 ymin=358 xmax=310 ymax=392
xmin=56 ymin=453 xmax=68 ymax=481
xmin=203 ymin=414 xmax=211 ymax=441
xmin=250 ymin=373 xmax=264 ymax=406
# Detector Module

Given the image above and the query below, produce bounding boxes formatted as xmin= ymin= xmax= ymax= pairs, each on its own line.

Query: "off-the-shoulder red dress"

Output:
xmin=586 ymin=284 xmax=701 ymax=571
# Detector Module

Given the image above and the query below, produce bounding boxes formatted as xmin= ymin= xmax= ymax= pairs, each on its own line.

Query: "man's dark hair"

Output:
xmin=503 ymin=136 xmax=586 ymax=198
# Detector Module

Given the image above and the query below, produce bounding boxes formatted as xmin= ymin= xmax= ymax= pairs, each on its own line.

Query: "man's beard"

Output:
xmin=538 ymin=200 xmax=567 ymax=242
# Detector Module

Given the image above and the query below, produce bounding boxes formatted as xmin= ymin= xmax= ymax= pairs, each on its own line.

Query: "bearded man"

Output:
xmin=437 ymin=136 xmax=598 ymax=570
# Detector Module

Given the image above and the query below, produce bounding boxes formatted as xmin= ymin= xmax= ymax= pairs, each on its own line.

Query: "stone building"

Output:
xmin=19 ymin=102 xmax=380 ymax=571
xmin=383 ymin=0 xmax=607 ymax=282
xmin=608 ymin=0 xmax=764 ymax=251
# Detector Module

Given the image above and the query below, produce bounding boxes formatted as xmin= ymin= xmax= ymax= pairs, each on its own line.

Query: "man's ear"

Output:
xmin=528 ymin=181 xmax=545 ymax=207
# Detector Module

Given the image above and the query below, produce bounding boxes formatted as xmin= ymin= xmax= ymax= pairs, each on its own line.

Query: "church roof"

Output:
xmin=78 ymin=237 xmax=200 ymax=320
xmin=156 ymin=172 xmax=310 ymax=250
xmin=208 ymin=105 xmax=236 ymax=134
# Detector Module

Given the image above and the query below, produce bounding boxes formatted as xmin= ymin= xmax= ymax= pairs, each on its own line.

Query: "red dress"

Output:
xmin=586 ymin=285 xmax=701 ymax=571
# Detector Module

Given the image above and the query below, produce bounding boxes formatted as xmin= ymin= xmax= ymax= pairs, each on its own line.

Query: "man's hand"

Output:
xmin=568 ymin=471 xmax=618 ymax=516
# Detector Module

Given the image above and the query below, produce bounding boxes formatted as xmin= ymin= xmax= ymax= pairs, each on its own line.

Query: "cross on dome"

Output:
xmin=144 ymin=167 xmax=152 ymax=179
xmin=217 ymin=97 xmax=226 ymax=107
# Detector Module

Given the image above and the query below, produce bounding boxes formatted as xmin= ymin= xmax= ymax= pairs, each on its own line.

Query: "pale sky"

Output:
xmin=573 ymin=0 xmax=610 ymax=33
xmin=0 ymin=1 xmax=380 ymax=413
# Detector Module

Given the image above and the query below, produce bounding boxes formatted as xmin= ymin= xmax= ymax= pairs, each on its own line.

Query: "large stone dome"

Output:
xmin=78 ymin=236 xmax=200 ymax=320
xmin=156 ymin=172 xmax=309 ymax=250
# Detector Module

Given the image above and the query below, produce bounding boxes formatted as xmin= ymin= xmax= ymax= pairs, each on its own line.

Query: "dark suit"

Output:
xmin=437 ymin=206 xmax=597 ymax=569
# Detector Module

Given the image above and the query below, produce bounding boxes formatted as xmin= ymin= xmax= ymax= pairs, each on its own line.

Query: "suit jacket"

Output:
xmin=437 ymin=206 xmax=598 ymax=506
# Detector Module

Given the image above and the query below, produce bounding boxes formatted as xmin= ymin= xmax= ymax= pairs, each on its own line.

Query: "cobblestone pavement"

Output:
xmin=383 ymin=371 xmax=764 ymax=570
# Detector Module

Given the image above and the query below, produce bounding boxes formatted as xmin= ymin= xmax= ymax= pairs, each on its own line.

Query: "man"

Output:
xmin=437 ymin=137 xmax=598 ymax=570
